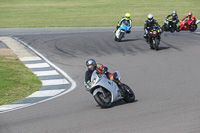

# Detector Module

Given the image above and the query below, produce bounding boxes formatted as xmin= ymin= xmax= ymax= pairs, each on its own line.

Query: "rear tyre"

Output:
xmin=122 ymin=83 xmax=135 ymax=103
xmin=94 ymin=91 xmax=112 ymax=108
xmin=170 ymin=28 xmax=175 ymax=33
xmin=161 ymin=25 xmax=166 ymax=32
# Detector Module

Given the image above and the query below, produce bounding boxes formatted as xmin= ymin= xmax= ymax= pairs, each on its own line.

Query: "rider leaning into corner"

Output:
xmin=114 ymin=13 xmax=132 ymax=33
xmin=143 ymin=14 xmax=162 ymax=43
xmin=166 ymin=10 xmax=179 ymax=25
xmin=183 ymin=12 xmax=196 ymax=25
xmin=85 ymin=59 xmax=121 ymax=88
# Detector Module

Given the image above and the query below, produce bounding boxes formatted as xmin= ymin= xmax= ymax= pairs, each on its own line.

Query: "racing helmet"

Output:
xmin=86 ymin=59 xmax=96 ymax=70
xmin=125 ymin=13 xmax=131 ymax=20
xmin=172 ymin=10 xmax=177 ymax=16
xmin=147 ymin=14 xmax=154 ymax=22
xmin=188 ymin=12 xmax=192 ymax=16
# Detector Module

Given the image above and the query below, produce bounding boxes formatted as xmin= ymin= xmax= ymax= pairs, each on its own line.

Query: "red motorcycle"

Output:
xmin=176 ymin=18 xmax=197 ymax=32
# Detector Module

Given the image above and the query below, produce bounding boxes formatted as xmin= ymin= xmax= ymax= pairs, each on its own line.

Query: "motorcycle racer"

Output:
xmin=166 ymin=10 xmax=179 ymax=25
xmin=114 ymin=13 xmax=132 ymax=33
xmin=144 ymin=14 xmax=162 ymax=43
xmin=183 ymin=12 xmax=196 ymax=25
xmin=85 ymin=59 xmax=118 ymax=86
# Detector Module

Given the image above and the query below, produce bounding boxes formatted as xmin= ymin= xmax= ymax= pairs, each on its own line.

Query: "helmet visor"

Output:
xmin=148 ymin=18 xmax=153 ymax=22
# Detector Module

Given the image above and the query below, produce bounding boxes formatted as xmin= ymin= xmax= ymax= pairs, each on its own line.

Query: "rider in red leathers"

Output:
xmin=183 ymin=12 xmax=196 ymax=25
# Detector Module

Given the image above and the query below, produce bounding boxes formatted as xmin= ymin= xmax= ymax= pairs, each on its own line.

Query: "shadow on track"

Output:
xmin=117 ymin=38 xmax=141 ymax=42
xmin=96 ymin=100 xmax=138 ymax=109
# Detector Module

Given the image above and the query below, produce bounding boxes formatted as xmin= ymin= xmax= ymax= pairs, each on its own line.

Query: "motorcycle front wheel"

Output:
xmin=121 ymin=83 xmax=135 ymax=103
xmin=114 ymin=36 xmax=117 ymax=41
xmin=176 ymin=25 xmax=181 ymax=32
xmin=155 ymin=38 xmax=160 ymax=51
xmin=94 ymin=92 xmax=112 ymax=108
xmin=117 ymin=32 xmax=124 ymax=42
xmin=189 ymin=24 xmax=197 ymax=32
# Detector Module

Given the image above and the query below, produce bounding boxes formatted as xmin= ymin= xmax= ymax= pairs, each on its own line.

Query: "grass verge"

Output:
xmin=0 ymin=0 xmax=199 ymax=27
xmin=0 ymin=54 xmax=42 ymax=105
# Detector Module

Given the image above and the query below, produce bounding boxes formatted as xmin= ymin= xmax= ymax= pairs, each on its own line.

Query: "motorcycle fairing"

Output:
xmin=115 ymin=22 xmax=131 ymax=38
xmin=91 ymin=70 xmax=122 ymax=103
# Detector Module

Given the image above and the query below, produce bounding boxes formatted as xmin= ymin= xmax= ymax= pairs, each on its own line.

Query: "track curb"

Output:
xmin=0 ymin=37 xmax=76 ymax=113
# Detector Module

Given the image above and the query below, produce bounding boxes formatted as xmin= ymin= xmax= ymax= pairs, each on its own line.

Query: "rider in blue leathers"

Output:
xmin=114 ymin=13 xmax=132 ymax=33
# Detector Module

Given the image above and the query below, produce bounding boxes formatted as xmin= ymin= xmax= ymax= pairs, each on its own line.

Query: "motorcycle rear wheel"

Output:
xmin=170 ymin=25 xmax=177 ymax=33
xmin=121 ymin=83 xmax=135 ymax=103
xmin=170 ymin=28 xmax=176 ymax=33
xmin=94 ymin=92 xmax=112 ymax=108
xmin=161 ymin=25 xmax=166 ymax=32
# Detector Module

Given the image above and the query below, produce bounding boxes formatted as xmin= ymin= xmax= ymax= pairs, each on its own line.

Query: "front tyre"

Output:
xmin=94 ymin=92 xmax=112 ymax=108
xmin=176 ymin=25 xmax=181 ymax=32
xmin=114 ymin=36 xmax=117 ymax=41
xmin=117 ymin=32 xmax=124 ymax=42
xmin=122 ymin=83 xmax=135 ymax=103
xmin=189 ymin=24 xmax=197 ymax=32
xmin=155 ymin=38 xmax=160 ymax=51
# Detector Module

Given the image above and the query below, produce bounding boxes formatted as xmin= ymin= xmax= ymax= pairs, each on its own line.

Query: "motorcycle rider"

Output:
xmin=85 ymin=59 xmax=119 ymax=85
xmin=183 ymin=12 xmax=196 ymax=25
xmin=144 ymin=14 xmax=162 ymax=43
xmin=84 ymin=59 xmax=126 ymax=95
xmin=114 ymin=13 xmax=132 ymax=33
xmin=166 ymin=10 xmax=179 ymax=27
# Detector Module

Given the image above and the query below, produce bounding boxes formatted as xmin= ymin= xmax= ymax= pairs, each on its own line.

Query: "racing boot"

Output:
xmin=117 ymin=82 xmax=126 ymax=97
xmin=113 ymin=72 xmax=126 ymax=97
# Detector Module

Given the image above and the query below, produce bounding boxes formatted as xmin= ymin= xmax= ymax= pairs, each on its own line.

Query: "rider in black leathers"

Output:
xmin=165 ymin=10 xmax=179 ymax=28
xmin=144 ymin=14 xmax=162 ymax=43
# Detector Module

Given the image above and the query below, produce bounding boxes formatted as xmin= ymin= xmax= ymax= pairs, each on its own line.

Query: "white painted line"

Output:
xmin=33 ymin=70 xmax=59 ymax=76
xmin=20 ymin=57 xmax=42 ymax=61
xmin=25 ymin=63 xmax=50 ymax=68
xmin=0 ymin=38 xmax=76 ymax=114
xmin=41 ymin=79 xmax=69 ymax=86
xmin=0 ymin=104 xmax=30 ymax=111
xmin=196 ymin=32 xmax=200 ymax=34
xmin=27 ymin=89 xmax=66 ymax=97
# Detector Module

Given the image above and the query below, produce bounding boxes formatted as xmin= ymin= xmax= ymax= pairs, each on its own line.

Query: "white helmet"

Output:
xmin=147 ymin=14 xmax=154 ymax=22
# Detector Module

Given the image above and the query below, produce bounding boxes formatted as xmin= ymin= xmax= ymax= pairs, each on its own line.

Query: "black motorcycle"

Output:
xmin=147 ymin=26 xmax=161 ymax=51
xmin=162 ymin=19 xmax=177 ymax=33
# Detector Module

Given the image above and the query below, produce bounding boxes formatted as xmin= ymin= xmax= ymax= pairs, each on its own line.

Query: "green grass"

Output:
xmin=0 ymin=55 xmax=42 ymax=105
xmin=0 ymin=0 xmax=199 ymax=27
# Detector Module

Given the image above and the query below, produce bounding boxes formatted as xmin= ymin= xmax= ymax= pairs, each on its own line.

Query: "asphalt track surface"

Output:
xmin=0 ymin=27 xmax=200 ymax=133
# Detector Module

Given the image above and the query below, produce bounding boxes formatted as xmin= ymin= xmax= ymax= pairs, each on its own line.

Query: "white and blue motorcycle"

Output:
xmin=115 ymin=20 xmax=131 ymax=42
xmin=85 ymin=70 xmax=135 ymax=108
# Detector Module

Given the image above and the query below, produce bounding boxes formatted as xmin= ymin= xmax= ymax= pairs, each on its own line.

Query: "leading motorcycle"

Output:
xmin=146 ymin=26 xmax=161 ymax=51
xmin=85 ymin=70 xmax=135 ymax=108
xmin=114 ymin=20 xmax=131 ymax=42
